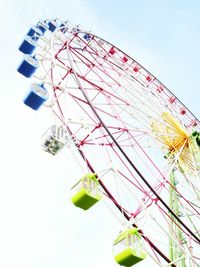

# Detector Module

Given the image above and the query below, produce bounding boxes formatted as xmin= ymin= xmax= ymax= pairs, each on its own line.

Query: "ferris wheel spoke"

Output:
xmin=77 ymin=82 xmax=200 ymax=245
xmin=66 ymin=37 xmax=200 ymax=245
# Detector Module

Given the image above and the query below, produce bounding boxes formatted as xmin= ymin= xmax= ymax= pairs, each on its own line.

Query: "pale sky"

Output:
xmin=0 ymin=1 xmax=200 ymax=267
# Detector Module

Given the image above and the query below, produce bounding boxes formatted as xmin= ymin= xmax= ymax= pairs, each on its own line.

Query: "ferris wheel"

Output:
xmin=17 ymin=18 xmax=200 ymax=267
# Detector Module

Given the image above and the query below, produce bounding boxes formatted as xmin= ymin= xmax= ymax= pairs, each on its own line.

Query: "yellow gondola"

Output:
xmin=71 ymin=173 xmax=101 ymax=210
xmin=113 ymin=228 xmax=146 ymax=267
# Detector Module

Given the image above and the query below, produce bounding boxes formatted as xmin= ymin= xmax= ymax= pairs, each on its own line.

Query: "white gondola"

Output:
xmin=42 ymin=125 xmax=68 ymax=155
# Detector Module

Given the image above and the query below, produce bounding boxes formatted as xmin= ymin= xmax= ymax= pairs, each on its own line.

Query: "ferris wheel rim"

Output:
xmin=18 ymin=19 xmax=200 ymax=267
xmin=51 ymin=30 xmax=200 ymax=129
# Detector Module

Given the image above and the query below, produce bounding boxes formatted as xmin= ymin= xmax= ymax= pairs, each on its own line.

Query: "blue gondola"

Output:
xmin=17 ymin=55 xmax=39 ymax=78
xmin=60 ymin=21 xmax=68 ymax=33
xmin=48 ymin=20 xmax=59 ymax=32
xmin=83 ymin=33 xmax=91 ymax=41
xmin=37 ymin=20 xmax=49 ymax=34
xmin=18 ymin=36 xmax=37 ymax=54
xmin=27 ymin=26 xmax=43 ymax=40
xmin=23 ymin=83 xmax=49 ymax=110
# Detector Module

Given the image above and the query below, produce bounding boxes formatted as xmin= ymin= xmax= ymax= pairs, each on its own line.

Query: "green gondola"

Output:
xmin=113 ymin=228 xmax=146 ymax=267
xmin=71 ymin=173 xmax=101 ymax=210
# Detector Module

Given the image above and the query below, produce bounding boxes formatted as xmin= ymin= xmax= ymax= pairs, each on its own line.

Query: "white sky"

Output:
xmin=0 ymin=1 xmax=200 ymax=266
